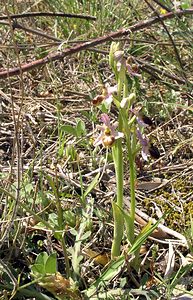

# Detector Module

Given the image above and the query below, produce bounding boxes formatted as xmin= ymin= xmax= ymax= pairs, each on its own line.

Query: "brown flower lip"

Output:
xmin=149 ymin=144 xmax=160 ymax=159
xmin=141 ymin=114 xmax=153 ymax=127
xmin=92 ymin=95 xmax=105 ymax=106
xmin=93 ymin=113 xmax=124 ymax=147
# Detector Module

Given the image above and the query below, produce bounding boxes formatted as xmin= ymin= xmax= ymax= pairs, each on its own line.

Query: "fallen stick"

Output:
xmin=124 ymin=197 xmax=188 ymax=246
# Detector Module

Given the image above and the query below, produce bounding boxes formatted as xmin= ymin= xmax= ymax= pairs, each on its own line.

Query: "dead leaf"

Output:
xmin=136 ymin=178 xmax=168 ymax=191
xmin=164 ymin=242 xmax=175 ymax=279
xmin=83 ymin=248 xmax=110 ymax=266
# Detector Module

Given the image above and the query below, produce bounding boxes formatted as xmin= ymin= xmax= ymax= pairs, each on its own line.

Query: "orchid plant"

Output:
xmin=93 ymin=42 xmax=159 ymax=259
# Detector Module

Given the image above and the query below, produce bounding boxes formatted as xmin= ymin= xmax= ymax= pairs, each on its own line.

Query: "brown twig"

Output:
xmin=0 ymin=4 xmax=24 ymax=254
xmin=0 ymin=9 xmax=192 ymax=79
xmin=133 ymin=64 xmax=180 ymax=91
xmin=0 ymin=11 xmax=96 ymax=21
xmin=13 ymin=21 xmax=61 ymax=42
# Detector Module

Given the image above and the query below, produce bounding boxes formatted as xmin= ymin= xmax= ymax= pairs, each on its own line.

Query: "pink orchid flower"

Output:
xmin=102 ymin=84 xmax=117 ymax=105
xmin=130 ymin=105 xmax=153 ymax=127
xmin=114 ymin=50 xmax=141 ymax=77
xmin=92 ymin=84 xmax=117 ymax=106
xmin=94 ymin=113 xmax=124 ymax=147
xmin=126 ymin=62 xmax=141 ymax=78
xmin=136 ymin=129 xmax=149 ymax=161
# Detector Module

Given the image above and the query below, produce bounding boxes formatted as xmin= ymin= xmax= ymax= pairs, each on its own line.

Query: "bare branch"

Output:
xmin=0 ymin=9 xmax=192 ymax=79
xmin=0 ymin=11 xmax=96 ymax=21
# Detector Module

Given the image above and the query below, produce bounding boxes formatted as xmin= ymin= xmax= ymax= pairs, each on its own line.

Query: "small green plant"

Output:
xmin=58 ymin=118 xmax=86 ymax=158
xmin=31 ymin=252 xmax=57 ymax=277
xmin=31 ymin=252 xmax=81 ymax=300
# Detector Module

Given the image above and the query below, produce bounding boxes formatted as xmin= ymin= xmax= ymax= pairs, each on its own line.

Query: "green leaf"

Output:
xmin=75 ymin=254 xmax=83 ymax=266
xmin=113 ymin=95 xmax=121 ymax=109
xmin=65 ymin=144 xmax=77 ymax=161
xmin=61 ymin=125 xmax=77 ymax=137
xmin=35 ymin=253 xmax=47 ymax=275
xmin=111 ymin=202 xmax=124 ymax=257
xmin=76 ymin=119 xmax=86 ymax=137
xmin=45 ymin=175 xmax=57 ymax=196
xmin=58 ymin=139 xmax=65 ymax=157
xmin=70 ymin=228 xmax=78 ymax=236
xmin=81 ymin=230 xmax=91 ymax=241
xmin=129 ymin=212 xmax=167 ymax=254
xmin=83 ymin=173 xmax=100 ymax=199
xmin=86 ymin=213 xmax=167 ymax=297
xmin=63 ymin=210 xmax=76 ymax=227
xmin=31 ymin=263 xmax=45 ymax=276
xmin=36 ymin=252 xmax=48 ymax=266
xmin=181 ymin=0 xmax=191 ymax=9
xmin=45 ymin=252 xmax=57 ymax=274
xmin=31 ymin=252 xmax=57 ymax=276
xmin=48 ymin=213 xmax=58 ymax=227
xmin=25 ymin=183 xmax=33 ymax=194
xmin=122 ymin=209 xmax=132 ymax=239
xmin=85 ymin=256 xmax=125 ymax=298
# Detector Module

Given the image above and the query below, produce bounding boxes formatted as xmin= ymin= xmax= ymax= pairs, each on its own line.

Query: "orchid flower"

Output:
xmin=92 ymin=84 xmax=117 ymax=106
xmin=130 ymin=105 xmax=153 ymax=127
xmin=126 ymin=61 xmax=141 ymax=78
xmin=136 ymin=129 xmax=160 ymax=160
xmin=103 ymin=84 xmax=117 ymax=105
xmin=114 ymin=50 xmax=125 ymax=72
xmin=94 ymin=113 xmax=124 ymax=147
xmin=114 ymin=51 xmax=141 ymax=77
xmin=136 ymin=129 xmax=149 ymax=161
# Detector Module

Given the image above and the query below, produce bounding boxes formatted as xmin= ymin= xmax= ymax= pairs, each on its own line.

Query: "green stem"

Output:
xmin=17 ymin=278 xmax=42 ymax=291
xmin=54 ymin=169 xmax=71 ymax=279
xmin=113 ymin=139 xmax=123 ymax=209
xmin=0 ymin=282 xmax=53 ymax=300
xmin=61 ymin=233 xmax=71 ymax=279
xmin=128 ymin=149 xmax=136 ymax=245
xmin=111 ymin=116 xmax=124 ymax=258
xmin=117 ymin=66 xmax=124 ymax=99
xmin=122 ymin=112 xmax=136 ymax=245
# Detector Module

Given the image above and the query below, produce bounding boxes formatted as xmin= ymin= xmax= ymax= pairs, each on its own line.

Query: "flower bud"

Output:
xmin=109 ymin=42 xmax=120 ymax=68
xmin=114 ymin=50 xmax=124 ymax=62
xmin=120 ymin=97 xmax=129 ymax=109
xmin=127 ymin=92 xmax=136 ymax=103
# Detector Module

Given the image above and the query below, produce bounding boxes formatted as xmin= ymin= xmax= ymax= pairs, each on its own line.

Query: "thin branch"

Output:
xmin=13 ymin=21 xmax=61 ymax=42
xmin=150 ymin=0 xmax=172 ymax=12
xmin=0 ymin=9 xmax=192 ymax=79
xmin=0 ymin=11 xmax=96 ymax=21
xmin=89 ymin=47 xmax=188 ymax=85
xmin=0 ymin=4 xmax=23 ymax=257
xmin=0 ymin=259 xmax=18 ymax=292
xmin=144 ymin=0 xmax=188 ymax=81
xmin=134 ymin=57 xmax=187 ymax=85
xmin=137 ymin=64 xmax=180 ymax=91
